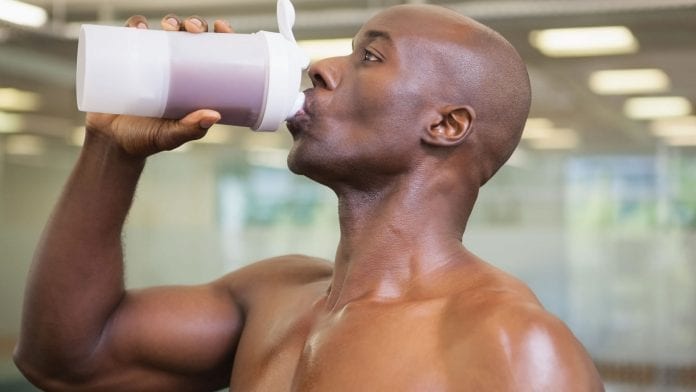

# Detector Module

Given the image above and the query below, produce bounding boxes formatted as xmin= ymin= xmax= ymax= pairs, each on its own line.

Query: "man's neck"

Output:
xmin=325 ymin=171 xmax=478 ymax=311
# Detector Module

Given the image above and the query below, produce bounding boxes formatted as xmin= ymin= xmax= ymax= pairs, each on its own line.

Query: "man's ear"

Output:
xmin=422 ymin=106 xmax=475 ymax=147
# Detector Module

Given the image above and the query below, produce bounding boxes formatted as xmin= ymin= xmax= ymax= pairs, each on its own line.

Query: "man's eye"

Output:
xmin=362 ymin=49 xmax=380 ymax=62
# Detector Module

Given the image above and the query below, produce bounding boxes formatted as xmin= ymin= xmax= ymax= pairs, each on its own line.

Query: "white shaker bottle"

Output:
xmin=76 ymin=0 xmax=309 ymax=131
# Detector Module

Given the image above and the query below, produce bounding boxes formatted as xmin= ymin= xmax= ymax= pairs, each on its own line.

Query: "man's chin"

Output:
xmin=286 ymin=144 xmax=330 ymax=185
xmin=286 ymin=144 xmax=303 ymax=175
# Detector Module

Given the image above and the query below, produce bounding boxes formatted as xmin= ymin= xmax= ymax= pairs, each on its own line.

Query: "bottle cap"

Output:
xmin=253 ymin=0 xmax=310 ymax=131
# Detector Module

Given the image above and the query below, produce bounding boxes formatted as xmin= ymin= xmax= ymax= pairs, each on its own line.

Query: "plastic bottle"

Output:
xmin=76 ymin=0 xmax=309 ymax=131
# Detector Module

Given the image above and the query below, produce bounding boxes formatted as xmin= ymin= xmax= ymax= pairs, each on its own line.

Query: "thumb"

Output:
xmin=160 ymin=109 xmax=221 ymax=150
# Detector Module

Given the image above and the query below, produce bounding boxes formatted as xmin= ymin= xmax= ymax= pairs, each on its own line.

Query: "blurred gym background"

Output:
xmin=1 ymin=0 xmax=695 ymax=390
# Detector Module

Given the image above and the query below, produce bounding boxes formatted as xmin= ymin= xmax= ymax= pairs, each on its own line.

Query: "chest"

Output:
xmin=230 ymin=298 xmax=452 ymax=392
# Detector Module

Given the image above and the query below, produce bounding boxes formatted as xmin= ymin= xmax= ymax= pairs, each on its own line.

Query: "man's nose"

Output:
xmin=308 ymin=57 xmax=342 ymax=90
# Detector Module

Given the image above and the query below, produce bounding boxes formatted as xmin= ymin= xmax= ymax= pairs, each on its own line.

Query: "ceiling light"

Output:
xmin=0 ymin=88 xmax=42 ymax=111
xmin=505 ymin=147 xmax=529 ymax=167
xmin=589 ymin=69 xmax=670 ymax=95
xmin=522 ymin=118 xmax=580 ymax=149
xmin=663 ymin=136 xmax=696 ymax=146
xmin=0 ymin=111 xmax=24 ymax=133
xmin=0 ymin=0 xmax=48 ymax=28
xmin=298 ymin=38 xmax=352 ymax=61
xmin=624 ymin=96 xmax=692 ymax=120
xmin=650 ymin=116 xmax=696 ymax=138
xmin=527 ymin=129 xmax=579 ymax=150
xmin=523 ymin=127 xmax=556 ymax=139
xmin=529 ymin=26 xmax=638 ymax=57
xmin=524 ymin=117 xmax=554 ymax=129
xmin=5 ymin=134 xmax=46 ymax=155
xmin=522 ymin=117 xmax=555 ymax=139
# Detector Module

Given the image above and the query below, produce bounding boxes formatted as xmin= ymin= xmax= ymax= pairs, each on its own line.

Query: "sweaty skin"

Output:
xmin=14 ymin=5 xmax=604 ymax=392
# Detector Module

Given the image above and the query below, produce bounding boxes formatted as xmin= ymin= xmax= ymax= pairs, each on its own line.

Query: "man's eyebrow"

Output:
xmin=352 ymin=30 xmax=392 ymax=49
xmin=365 ymin=30 xmax=392 ymax=41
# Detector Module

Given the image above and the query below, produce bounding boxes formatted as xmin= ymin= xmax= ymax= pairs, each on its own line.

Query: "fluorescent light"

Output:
xmin=650 ymin=116 xmax=696 ymax=137
xmin=663 ymin=135 xmax=696 ymax=146
xmin=0 ymin=111 xmax=24 ymax=133
xmin=589 ymin=69 xmax=670 ymax=95
xmin=624 ymin=96 xmax=692 ymax=120
xmin=5 ymin=134 xmax=46 ymax=155
xmin=524 ymin=117 xmax=554 ymax=129
xmin=649 ymin=116 xmax=696 ymax=146
xmin=0 ymin=0 xmax=48 ymax=28
xmin=298 ymin=38 xmax=352 ymax=61
xmin=522 ymin=117 xmax=580 ymax=149
xmin=522 ymin=117 xmax=555 ymax=139
xmin=529 ymin=26 xmax=638 ymax=57
xmin=523 ymin=127 xmax=556 ymax=139
xmin=527 ymin=128 xmax=579 ymax=149
xmin=522 ymin=118 xmax=579 ymax=149
xmin=0 ymin=88 xmax=42 ymax=111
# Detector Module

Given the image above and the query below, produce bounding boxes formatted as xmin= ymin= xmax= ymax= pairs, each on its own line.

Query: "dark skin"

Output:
xmin=14 ymin=5 xmax=604 ymax=391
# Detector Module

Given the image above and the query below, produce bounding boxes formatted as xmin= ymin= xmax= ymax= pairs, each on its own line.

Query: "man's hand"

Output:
xmin=84 ymin=14 xmax=234 ymax=157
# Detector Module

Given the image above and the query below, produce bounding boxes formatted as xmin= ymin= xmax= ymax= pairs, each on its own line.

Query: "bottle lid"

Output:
xmin=253 ymin=0 xmax=310 ymax=131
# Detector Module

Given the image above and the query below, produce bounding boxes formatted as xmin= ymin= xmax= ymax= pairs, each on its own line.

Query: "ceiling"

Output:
xmin=1 ymin=0 xmax=696 ymax=153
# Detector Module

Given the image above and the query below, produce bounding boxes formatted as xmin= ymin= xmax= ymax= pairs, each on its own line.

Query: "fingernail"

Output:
xmin=189 ymin=18 xmax=202 ymax=27
xmin=166 ymin=17 xmax=178 ymax=27
xmin=136 ymin=22 xmax=147 ymax=29
xmin=199 ymin=118 xmax=217 ymax=129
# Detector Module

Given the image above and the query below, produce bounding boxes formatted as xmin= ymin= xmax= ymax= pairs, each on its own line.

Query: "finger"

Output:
xmin=124 ymin=15 xmax=149 ymax=29
xmin=161 ymin=13 xmax=181 ymax=31
xmin=213 ymin=19 xmax=234 ymax=33
xmin=185 ymin=109 xmax=221 ymax=130
xmin=182 ymin=16 xmax=208 ymax=33
xmin=162 ymin=110 xmax=221 ymax=148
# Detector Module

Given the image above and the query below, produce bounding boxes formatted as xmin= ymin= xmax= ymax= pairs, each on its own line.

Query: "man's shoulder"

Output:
xmin=442 ymin=266 xmax=604 ymax=390
xmin=221 ymin=255 xmax=333 ymax=295
xmin=444 ymin=268 xmax=549 ymax=347
xmin=448 ymin=290 xmax=572 ymax=352
xmin=445 ymin=259 xmax=543 ymax=320
xmin=236 ymin=254 xmax=333 ymax=278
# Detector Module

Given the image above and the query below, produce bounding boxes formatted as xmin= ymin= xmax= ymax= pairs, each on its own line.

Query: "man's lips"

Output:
xmin=287 ymin=89 xmax=315 ymax=135
xmin=301 ymin=88 xmax=315 ymax=117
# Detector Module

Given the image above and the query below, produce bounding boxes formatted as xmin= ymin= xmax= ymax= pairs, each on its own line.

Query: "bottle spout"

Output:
xmin=286 ymin=92 xmax=305 ymax=120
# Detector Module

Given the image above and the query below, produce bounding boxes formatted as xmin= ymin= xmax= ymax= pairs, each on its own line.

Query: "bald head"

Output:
xmin=368 ymin=5 xmax=532 ymax=185
xmin=440 ymin=10 xmax=532 ymax=185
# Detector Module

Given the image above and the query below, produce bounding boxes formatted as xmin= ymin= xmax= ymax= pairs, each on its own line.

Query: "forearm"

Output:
xmin=15 ymin=131 xmax=146 ymax=376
